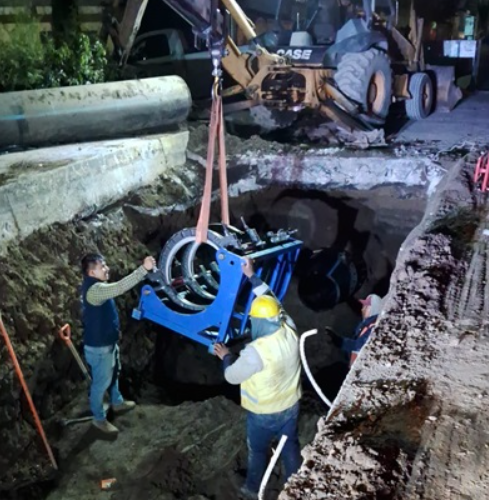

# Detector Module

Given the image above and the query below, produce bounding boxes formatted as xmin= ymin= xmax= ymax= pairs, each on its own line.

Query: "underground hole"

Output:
xmin=0 ymin=180 xmax=428 ymax=500
xmin=143 ymin=186 xmax=426 ymax=405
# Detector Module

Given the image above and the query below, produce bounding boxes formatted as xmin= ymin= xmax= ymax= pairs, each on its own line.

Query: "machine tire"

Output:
xmin=405 ymin=72 xmax=434 ymax=120
xmin=334 ymin=48 xmax=392 ymax=120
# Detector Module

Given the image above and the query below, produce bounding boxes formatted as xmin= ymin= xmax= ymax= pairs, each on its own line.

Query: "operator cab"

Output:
xmin=253 ymin=0 xmax=395 ymax=52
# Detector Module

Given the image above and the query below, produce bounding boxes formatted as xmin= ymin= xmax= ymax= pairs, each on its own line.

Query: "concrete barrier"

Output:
xmin=0 ymin=76 xmax=191 ymax=149
xmin=0 ymin=130 xmax=188 ymax=253
xmin=229 ymin=149 xmax=445 ymax=196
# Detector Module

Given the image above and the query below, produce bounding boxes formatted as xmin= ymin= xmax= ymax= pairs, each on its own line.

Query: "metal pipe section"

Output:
xmin=156 ymin=224 xmax=299 ymax=312
xmin=0 ymin=76 xmax=191 ymax=149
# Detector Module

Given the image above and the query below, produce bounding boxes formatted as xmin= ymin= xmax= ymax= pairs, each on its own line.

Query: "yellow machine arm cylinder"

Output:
xmin=221 ymin=0 xmax=257 ymax=41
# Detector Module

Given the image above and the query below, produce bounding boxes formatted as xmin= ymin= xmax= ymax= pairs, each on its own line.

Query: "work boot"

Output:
xmin=92 ymin=419 xmax=119 ymax=435
xmin=239 ymin=486 xmax=258 ymax=500
xmin=112 ymin=400 xmax=136 ymax=415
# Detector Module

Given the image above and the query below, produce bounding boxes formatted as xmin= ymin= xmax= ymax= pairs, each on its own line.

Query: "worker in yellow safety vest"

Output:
xmin=214 ymin=258 xmax=302 ymax=500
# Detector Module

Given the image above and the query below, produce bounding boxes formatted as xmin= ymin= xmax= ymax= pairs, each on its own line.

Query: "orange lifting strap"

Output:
xmin=195 ymin=82 xmax=230 ymax=244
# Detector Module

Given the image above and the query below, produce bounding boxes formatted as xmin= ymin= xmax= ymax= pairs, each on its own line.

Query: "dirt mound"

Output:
xmin=280 ymin=155 xmax=489 ymax=499
xmin=0 ymin=163 xmax=326 ymax=499
xmin=187 ymin=123 xmax=293 ymax=157
xmin=0 ymin=167 xmax=201 ymax=493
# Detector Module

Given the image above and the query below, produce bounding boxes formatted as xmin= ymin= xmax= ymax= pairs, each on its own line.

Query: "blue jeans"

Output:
xmin=84 ymin=344 xmax=124 ymax=421
xmin=245 ymin=402 xmax=302 ymax=493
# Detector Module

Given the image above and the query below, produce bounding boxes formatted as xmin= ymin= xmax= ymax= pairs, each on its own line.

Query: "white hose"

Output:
xmin=300 ymin=329 xmax=333 ymax=408
xmin=258 ymin=434 xmax=288 ymax=500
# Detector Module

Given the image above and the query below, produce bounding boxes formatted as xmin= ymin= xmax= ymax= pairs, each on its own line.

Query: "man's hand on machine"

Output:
xmin=214 ymin=343 xmax=230 ymax=359
xmin=242 ymin=257 xmax=254 ymax=278
xmin=143 ymin=256 xmax=157 ymax=271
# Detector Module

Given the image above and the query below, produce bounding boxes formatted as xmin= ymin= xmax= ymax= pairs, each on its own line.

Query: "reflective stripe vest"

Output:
xmin=241 ymin=323 xmax=302 ymax=414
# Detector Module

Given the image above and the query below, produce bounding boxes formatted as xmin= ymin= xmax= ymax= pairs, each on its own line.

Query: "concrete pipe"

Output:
xmin=0 ymin=76 xmax=192 ymax=149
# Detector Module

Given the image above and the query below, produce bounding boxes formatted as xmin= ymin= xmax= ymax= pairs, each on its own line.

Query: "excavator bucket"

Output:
xmin=427 ymin=65 xmax=463 ymax=113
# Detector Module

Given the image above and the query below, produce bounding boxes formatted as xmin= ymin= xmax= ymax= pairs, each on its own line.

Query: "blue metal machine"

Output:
xmin=132 ymin=238 xmax=302 ymax=350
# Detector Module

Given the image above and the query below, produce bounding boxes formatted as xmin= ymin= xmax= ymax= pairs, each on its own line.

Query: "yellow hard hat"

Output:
xmin=249 ymin=295 xmax=281 ymax=319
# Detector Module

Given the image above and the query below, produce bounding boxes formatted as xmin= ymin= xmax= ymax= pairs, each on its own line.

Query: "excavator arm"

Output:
xmin=161 ymin=0 xmax=282 ymax=92
xmin=162 ymin=0 xmax=256 ymax=45
xmin=162 ymin=0 xmax=223 ymax=41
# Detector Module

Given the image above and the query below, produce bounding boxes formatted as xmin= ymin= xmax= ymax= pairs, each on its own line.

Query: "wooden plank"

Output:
xmin=1 ymin=24 xmax=101 ymax=33
xmin=79 ymin=6 xmax=104 ymax=14
xmin=0 ymin=13 xmax=102 ymax=23
xmin=80 ymin=22 xmax=103 ymax=33
xmin=31 ymin=0 xmax=103 ymax=5
xmin=0 ymin=0 xmax=103 ymax=5
xmin=1 ymin=22 xmax=51 ymax=32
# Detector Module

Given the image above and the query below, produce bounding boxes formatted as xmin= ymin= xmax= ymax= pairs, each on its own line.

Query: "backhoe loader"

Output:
xmin=161 ymin=0 xmax=459 ymax=130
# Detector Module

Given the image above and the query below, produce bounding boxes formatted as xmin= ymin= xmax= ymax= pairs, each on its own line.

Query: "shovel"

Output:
xmin=59 ymin=415 xmax=94 ymax=427
xmin=58 ymin=323 xmax=91 ymax=381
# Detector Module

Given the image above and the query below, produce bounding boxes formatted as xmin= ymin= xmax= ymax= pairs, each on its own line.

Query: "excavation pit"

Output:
xmin=0 ymin=133 xmax=458 ymax=500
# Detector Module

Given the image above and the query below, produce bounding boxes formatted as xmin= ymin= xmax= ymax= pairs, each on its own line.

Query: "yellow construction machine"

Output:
xmin=151 ymin=0 xmax=460 ymax=130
